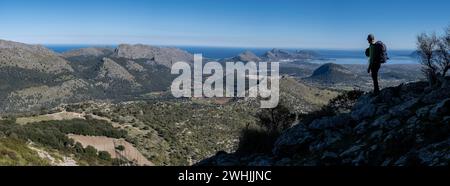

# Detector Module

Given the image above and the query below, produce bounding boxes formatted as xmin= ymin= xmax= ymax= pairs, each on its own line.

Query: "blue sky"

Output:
xmin=0 ymin=0 xmax=449 ymax=49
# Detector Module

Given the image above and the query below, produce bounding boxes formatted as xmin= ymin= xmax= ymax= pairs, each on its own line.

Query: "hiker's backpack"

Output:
xmin=374 ymin=41 xmax=389 ymax=63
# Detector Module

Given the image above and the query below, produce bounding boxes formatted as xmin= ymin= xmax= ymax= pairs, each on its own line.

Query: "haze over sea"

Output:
xmin=46 ymin=45 xmax=418 ymax=65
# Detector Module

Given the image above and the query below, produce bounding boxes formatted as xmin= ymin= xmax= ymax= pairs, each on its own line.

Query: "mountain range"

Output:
xmin=0 ymin=38 xmax=441 ymax=166
xmin=0 ymin=40 xmax=181 ymax=113
xmin=0 ymin=39 xmax=424 ymax=113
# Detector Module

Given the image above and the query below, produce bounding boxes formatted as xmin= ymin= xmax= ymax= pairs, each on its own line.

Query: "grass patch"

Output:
xmin=0 ymin=138 xmax=50 ymax=166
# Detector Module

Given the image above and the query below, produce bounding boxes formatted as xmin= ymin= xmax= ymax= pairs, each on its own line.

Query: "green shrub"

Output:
xmin=256 ymin=104 xmax=296 ymax=135
xmin=237 ymin=104 xmax=295 ymax=155
xmin=0 ymin=118 xmax=128 ymax=166
xmin=84 ymin=146 xmax=97 ymax=156
xmin=0 ymin=138 xmax=50 ymax=166
xmin=115 ymin=145 xmax=125 ymax=151
xmin=236 ymin=127 xmax=279 ymax=155
xmin=98 ymin=151 xmax=112 ymax=161
xmin=299 ymin=90 xmax=363 ymax=124
xmin=327 ymin=90 xmax=364 ymax=114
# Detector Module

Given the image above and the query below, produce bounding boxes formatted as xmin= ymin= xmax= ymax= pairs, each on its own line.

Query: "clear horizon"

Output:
xmin=1 ymin=0 xmax=449 ymax=50
xmin=44 ymin=44 xmax=419 ymax=64
xmin=42 ymin=43 xmax=417 ymax=51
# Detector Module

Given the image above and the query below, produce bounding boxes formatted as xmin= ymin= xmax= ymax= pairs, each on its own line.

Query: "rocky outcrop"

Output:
xmin=113 ymin=44 xmax=193 ymax=67
xmin=125 ymin=60 xmax=146 ymax=72
xmin=95 ymin=58 xmax=141 ymax=89
xmin=97 ymin=58 xmax=136 ymax=82
xmin=197 ymin=77 xmax=450 ymax=166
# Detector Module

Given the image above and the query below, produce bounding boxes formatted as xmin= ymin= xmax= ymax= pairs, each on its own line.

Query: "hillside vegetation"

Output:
xmin=0 ymin=118 xmax=130 ymax=166
xmin=0 ymin=76 xmax=337 ymax=166
xmin=0 ymin=138 xmax=50 ymax=166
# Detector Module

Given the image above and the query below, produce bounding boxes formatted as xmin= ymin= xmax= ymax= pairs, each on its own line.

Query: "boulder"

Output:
xmin=422 ymin=88 xmax=450 ymax=104
xmin=388 ymin=98 xmax=420 ymax=117
xmin=405 ymin=116 xmax=420 ymax=133
xmin=354 ymin=121 xmax=370 ymax=135
xmin=399 ymin=82 xmax=427 ymax=100
xmin=351 ymin=103 xmax=376 ymax=121
xmin=384 ymin=119 xmax=402 ymax=130
xmin=351 ymin=152 xmax=368 ymax=166
xmin=415 ymin=138 xmax=450 ymax=166
xmin=273 ymin=158 xmax=293 ymax=166
xmin=369 ymin=130 xmax=383 ymax=141
xmin=273 ymin=123 xmax=314 ymax=156
xmin=443 ymin=116 xmax=450 ymax=124
xmin=321 ymin=152 xmax=339 ymax=162
xmin=375 ymin=87 xmax=400 ymax=105
xmin=416 ymin=105 xmax=433 ymax=119
xmin=340 ymin=145 xmax=363 ymax=158
xmin=309 ymin=130 xmax=343 ymax=153
xmin=429 ymin=98 xmax=450 ymax=120
xmin=370 ymin=114 xmax=391 ymax=128
xmin=308 ymin=114 xmax=352 ymax=130
xmin=393 ymin=154 xmax=411 ymax=166
xmin=196 ymin=151 xmax=240 ymax=166
xmin=381 ymin=158 xmax=394 ymax=166
xmin=247 ymin=156 xmax=273 ymax=166
xmin=375 ymin=103 xmax=389 ymax=115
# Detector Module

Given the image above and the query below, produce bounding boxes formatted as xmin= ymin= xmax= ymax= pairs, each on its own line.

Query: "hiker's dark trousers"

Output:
xmin=370 ymin=63 xmax=381 ymax=93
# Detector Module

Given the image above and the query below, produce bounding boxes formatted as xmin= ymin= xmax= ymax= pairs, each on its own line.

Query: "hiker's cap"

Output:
xmin=367 ymin=34 xmax=375 ymax=41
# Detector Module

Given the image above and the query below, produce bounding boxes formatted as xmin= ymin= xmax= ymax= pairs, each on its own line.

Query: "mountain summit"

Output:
xmin=0 ymin=39 xmax=73 ymax=73
xmin=113 ymin=44 xmax=193 ymax=67
xmin=307 ymin=63 xmax=357 ymax=83
xmin=221 ymin=50 xmax=261 ymax=62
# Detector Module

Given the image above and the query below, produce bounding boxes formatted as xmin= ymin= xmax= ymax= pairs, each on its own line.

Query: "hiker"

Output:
xmin=365 ymin=34 xmax=388 ymax=95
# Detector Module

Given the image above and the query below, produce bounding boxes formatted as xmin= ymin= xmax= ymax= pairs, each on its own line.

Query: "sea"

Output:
xmin=46 ymin=45 xmax=418 ymax=65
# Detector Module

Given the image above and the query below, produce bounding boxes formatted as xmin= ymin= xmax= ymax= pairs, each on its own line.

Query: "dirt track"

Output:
xmin=16 ymin=111 xmax=85 ymax=125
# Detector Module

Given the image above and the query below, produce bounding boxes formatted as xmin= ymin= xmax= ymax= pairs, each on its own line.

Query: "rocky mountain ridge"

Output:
xmin=113 ymin=44 xmax=194 ymax=67
xmin=0 ymin=40 xmax=178 ymax=113
xmin=62 ymin=47 xmax=114 ymax=58
xmin=198 ymin=77 xmax=450 ymax=166
xmin=221 ymin=50 xmax=261 ymax=62
xmin=220 ymin=48 xmax=322 ymax=63
xmin=0 ymin=40 xmax=73 ymax=73
xmin=262 ymin=48 xmax=320 ymax=61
